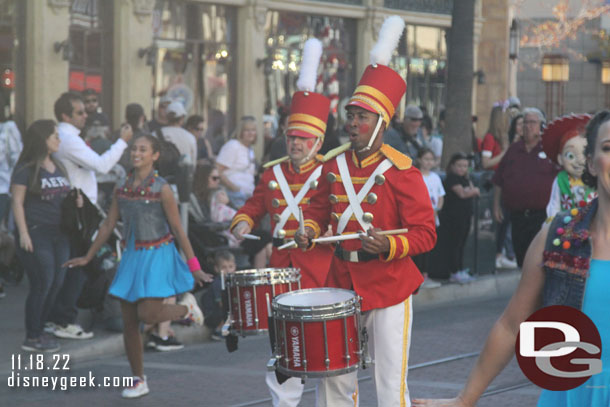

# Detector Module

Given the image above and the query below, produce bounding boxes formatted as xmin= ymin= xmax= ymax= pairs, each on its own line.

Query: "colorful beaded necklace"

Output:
xmin=121 ymin=169 xmax=159 ymax=198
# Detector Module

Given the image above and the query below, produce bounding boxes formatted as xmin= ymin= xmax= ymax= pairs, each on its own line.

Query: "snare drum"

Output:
xmin=269 ymin=288 xmax=364 ymax=378
xmin=227 ymin=268 xmax=300 ymax=336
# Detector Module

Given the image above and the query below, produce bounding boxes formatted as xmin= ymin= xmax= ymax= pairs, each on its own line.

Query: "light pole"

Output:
xmin=542 ymin=54 xmax=569 ymax=120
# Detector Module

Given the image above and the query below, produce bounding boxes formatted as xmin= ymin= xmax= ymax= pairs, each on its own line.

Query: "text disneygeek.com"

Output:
xmin=7 ymin=354 xmax=132 ymax=391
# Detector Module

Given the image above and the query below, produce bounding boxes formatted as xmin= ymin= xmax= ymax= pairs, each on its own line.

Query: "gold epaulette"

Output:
xmin=263 ymin=155 xmax=290 ymax=169
xmin=380 ymin=144 xmax=412 ymax=170
xmin=315 ymin=153 xmax=324 ymax=162
xmin=322 ymin=142 xmax=352 ymax=162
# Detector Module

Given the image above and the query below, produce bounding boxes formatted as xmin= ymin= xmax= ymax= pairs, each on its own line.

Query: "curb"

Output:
xmin=413 ymin=270 xmax=521 ymax=310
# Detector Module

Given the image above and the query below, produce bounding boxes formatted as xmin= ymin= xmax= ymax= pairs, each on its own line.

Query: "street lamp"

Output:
xmin=603 ymin=60 xmax=610 ymax=108
xmin=542 ymin=54 xmax=569 ymax=119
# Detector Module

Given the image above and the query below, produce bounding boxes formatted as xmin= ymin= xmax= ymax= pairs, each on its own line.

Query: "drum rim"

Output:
xmin=227 ymin=267 xmax=301 ymax=286
xmin=273 ymin=287 xmax=357 ymax=308
xmin=272 ymin=287 xmax=359 ymax=319
xmin=276 ymin=363 xmax=359 ymax=378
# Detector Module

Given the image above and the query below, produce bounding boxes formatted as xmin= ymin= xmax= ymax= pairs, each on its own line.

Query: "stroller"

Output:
xmin=187 ymin=193 xmax=248 ymax=273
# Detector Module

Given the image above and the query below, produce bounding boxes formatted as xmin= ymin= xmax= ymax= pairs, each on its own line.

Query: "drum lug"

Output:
xmin=267 ymin=357 xmax=278 ymax=372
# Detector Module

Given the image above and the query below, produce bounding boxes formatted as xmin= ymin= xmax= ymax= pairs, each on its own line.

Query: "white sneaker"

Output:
xmin=495 ymin=256 xmax=503 ymax=269
xmin=53 ymin=324 xmax=94 ymax=340
xmin=421 ymin=277 xmax=441 ymax=289
xmin=122 ymin=376 xmax=149 ymax=399
xmin=500 ymin=256 xmax=518 ymax=269
xmin=178 ymin=293 xmax=204 ymax=326
xmin=450 ymin=270 xmax=475 ymax=284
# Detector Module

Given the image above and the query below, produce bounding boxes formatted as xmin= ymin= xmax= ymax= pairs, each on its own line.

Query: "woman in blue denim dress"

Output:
xmin=65 ymin=133 xmax=214 ymax=399
xmin=413 ymin=110 xmax=610 ymax=407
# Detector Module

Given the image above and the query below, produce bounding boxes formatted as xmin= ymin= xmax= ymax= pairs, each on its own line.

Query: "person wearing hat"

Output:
xmin=230 ymin=39 xmax=334 ymax=407
xmin=160 ymin=101 xmax=197 ymax=169
xmin=296 ymin=17 xmax=436 ymax=406
xmin=543 ymin=114 xmax=596 ymax=217
xmin=384 ymin=104 xmax=426 ymax=159
xmin=148 ymin=94 xmax=172 ymax=134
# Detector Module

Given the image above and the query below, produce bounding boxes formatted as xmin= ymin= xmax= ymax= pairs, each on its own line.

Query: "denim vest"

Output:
xmin=542 ymin=199 xmax=597 ymax=310
xmin=116 ymin=171 xmax=173 ymax=250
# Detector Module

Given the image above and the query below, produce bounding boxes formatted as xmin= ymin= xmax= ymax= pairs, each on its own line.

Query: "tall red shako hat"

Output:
xmin=285 ymin=38 xmax=330 ymax=145
xmin=542 ymin=114 xmax=592 ymax=164
xmin=347 ymin=16 xmax=406 ymax=151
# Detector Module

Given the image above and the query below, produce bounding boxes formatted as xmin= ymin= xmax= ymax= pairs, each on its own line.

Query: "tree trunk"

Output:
xmin=442 ymin=0 xmax=475 ymax=169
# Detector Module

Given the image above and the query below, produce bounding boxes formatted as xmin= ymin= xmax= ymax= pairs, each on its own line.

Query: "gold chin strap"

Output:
xmin=357 ymin=114 xmax=384 ymax=153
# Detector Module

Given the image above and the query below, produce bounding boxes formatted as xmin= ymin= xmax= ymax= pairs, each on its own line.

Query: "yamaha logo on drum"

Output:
xmin=290 ymin=326 xmax=302 ymax=367
xmin=243 ymin=291 xmax=254 ymax=327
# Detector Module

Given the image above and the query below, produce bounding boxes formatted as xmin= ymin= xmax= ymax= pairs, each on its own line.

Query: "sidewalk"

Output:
xmin=0 ymin=270 xmax=521 ymax=374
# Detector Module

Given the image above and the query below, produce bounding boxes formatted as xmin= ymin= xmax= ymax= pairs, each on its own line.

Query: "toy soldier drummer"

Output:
xmin=296 ymin=16 xmax=437 ymax=407
xmin=230 ymin=38 xmax=334 ymax=407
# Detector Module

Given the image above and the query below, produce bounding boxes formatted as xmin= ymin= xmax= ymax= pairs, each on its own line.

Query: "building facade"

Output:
xmin=1 ymin=0 xmax=511 ymax=156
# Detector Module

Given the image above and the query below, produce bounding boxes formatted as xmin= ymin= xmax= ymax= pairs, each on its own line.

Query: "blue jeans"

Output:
xmin=17 ymin=224 xmax=70 ymax=339
xmin=47 ymin=256 xmax=86 ymax=326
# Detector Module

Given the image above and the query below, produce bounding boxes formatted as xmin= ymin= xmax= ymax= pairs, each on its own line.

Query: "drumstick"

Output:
xmin=221 ymin=271 xmax=225 ymax=291
xmin=312 ymin=228 xmax=409 ymax=244
xmin=277 ymin=240 xmax=298 ymax=251
xmin=242 ymin=233 xmax=261 ymax=240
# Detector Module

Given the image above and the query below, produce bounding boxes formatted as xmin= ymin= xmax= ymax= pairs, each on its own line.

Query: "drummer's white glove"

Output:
xmin=232 ymin=221 xmax=251 ymax=241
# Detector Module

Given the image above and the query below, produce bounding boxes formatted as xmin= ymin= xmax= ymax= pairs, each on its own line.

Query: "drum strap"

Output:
xmin=336 ymin=153 xmax=392 ymax=234
xmin=272 ymin=163 xmax=322 ymax=238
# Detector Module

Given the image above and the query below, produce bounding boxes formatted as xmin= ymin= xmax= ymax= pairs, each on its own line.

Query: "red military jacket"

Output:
xmin=303 ymin=143 xmax=436 ymax=311
xmin=230 ymin=156 xmax=333 ymax=289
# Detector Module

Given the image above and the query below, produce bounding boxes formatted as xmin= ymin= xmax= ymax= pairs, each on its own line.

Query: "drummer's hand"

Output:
xmin=360 ymin=227 xmax=390 ymax=254
xmin=232 ymin=221 xmax=251 ymax=241
xmin=193 ymin=269 xmax=214 ymax=286
xmin=412 ymin=397 xmax=472 ymax=407
xmin=295 ymin=226 xmax=314 ymax=249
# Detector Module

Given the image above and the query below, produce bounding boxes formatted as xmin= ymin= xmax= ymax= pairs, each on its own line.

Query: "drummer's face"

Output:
xmin=216 ymin=259 xmax=236 ymax=275
xmin=287 ymin=135 xmax=319 ymax=164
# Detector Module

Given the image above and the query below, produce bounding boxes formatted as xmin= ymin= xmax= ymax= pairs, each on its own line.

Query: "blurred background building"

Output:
xmin=1 ymin=0 xmax=518 ymax=156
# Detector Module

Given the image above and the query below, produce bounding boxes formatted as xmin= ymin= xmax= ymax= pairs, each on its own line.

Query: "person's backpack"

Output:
xmin=155 ymin=128 xmax=181 ymax=180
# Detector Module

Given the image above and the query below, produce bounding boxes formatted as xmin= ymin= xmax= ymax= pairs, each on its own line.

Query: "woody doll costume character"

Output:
xmin=231 ymin=39 xmax=334 ymax=407
xmin=295 ymin=16 xmax=436 ymax=407
xmin=543 ymin=114 xmax=596 ymax=218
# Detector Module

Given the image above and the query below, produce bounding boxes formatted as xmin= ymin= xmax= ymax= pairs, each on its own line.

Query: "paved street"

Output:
xmin=0 ymin=293 xmax=540 ymax=406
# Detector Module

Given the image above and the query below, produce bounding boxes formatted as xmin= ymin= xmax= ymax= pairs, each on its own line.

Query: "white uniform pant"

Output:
xmin=266 ymin=371 xmax=305 ymax=407
xmin=316 ymin=296 xmax=413 ymax=407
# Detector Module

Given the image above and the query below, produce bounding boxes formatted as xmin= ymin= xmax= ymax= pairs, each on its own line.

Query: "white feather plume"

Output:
xmin=370 ymin=16 xmax=405 ymax=66
xmin=296 ymin=38 xmax=323 ymax=92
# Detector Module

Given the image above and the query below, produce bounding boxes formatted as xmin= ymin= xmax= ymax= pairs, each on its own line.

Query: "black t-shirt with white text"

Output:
xmin=11 ymin=163 xmax=70 ymax=227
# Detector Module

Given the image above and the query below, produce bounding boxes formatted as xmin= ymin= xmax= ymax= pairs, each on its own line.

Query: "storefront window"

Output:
xmin=264 ymin=11 xmax=357 ymax=123
xmin=152 ymin=1 xmax=235 ymax=144
xmin=0 ymin=0 xmax=18 ymax=121
xmin=69 ymin=0 xmax=105 ymax=94
xmin=390 ymin=24 xmax=447 ymax=120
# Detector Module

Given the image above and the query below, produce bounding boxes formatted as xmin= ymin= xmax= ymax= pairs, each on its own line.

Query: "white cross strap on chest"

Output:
xmin=272 ymin=163 xmax=322 ymax=237
xmin=336 ymin=153 xmax=393 ymax=234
